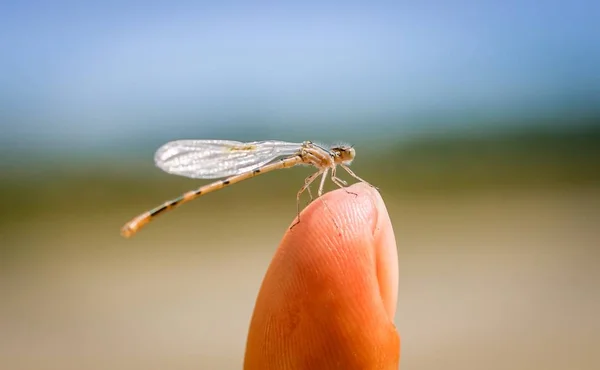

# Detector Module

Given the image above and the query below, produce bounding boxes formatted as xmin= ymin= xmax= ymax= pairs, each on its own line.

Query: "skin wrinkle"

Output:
xmin=245 ymin=183 xmax=399 ymax=369
xmin=316 ymin=187 xmax=390 ymax=330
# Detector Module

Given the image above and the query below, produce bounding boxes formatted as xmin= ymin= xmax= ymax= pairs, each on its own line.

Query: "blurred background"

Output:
xmin=1 ymin=1 xmax=599 ymax=369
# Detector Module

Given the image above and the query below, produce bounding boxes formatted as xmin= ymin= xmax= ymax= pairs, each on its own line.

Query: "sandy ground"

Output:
xmin=1 ymin=187 xmax=599 ymax=369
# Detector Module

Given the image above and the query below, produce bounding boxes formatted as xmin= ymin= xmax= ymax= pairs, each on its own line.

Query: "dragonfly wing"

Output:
xmin=154 ymin=140 xmax=302 ymax=179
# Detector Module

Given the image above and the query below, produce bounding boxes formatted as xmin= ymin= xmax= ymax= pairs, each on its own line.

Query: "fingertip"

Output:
xmin=285 ymin=182 xmax=382 ymax=239
xmin=244 ymin=183 xmax=400 ymax=369
xmin=285 ymin=182 xmax=398 ymax=319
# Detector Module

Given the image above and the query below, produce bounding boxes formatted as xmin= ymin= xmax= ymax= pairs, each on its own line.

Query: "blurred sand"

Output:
xmin=1 ymin=187 xmax=599 ymax=369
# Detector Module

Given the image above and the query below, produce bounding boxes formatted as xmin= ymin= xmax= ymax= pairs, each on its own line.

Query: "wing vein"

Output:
xmin=154 ymin=140 xmax=302 ymax=179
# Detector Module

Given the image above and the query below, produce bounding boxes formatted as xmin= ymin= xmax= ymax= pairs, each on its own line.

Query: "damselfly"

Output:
xmin=120 ymin=140 xmax=371 ymax=238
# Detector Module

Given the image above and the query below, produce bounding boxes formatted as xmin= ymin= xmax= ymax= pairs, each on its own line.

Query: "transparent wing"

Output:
xmin=154 ymin=140 xmax=303 ymax=179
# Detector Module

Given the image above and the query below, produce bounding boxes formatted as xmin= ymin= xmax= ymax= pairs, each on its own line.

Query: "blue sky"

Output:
xmin=1 ymin=1 xmax=599 ymax=152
